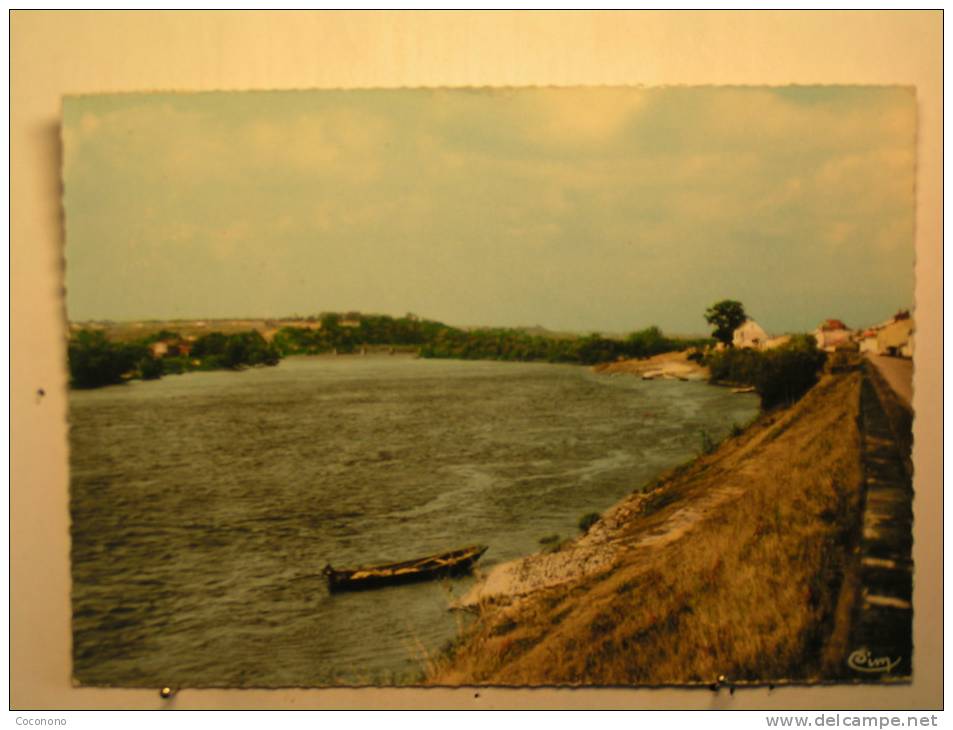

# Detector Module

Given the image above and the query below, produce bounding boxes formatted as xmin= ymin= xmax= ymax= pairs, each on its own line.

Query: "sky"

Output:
xmin=62 ymin=86 xmax=916 ymax=335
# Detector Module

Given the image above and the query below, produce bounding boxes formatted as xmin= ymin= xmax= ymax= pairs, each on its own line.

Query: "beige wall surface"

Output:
xmin=10 ymin=10 xmax=942 ymax=710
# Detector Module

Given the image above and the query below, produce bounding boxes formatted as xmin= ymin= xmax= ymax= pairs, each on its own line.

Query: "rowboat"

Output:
xmin=323 ymin=544 xmax=489 ymax=592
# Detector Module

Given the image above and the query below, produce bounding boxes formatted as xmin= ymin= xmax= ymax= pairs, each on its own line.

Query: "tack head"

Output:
xmin=159 ymin=687 xmax=173 ymax=699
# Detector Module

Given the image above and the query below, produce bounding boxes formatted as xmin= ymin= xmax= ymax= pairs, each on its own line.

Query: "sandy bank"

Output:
xmin=592 ymin=350 xmax=708 ymax=381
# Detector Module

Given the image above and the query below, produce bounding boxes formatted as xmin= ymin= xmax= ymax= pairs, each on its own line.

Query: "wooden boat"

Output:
xmin=324 ymin=544 xmax=489 ymax=592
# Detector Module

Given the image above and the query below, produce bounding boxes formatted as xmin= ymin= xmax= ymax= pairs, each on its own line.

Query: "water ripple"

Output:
xmin=70 ymin=356 xmax=757 ymax=687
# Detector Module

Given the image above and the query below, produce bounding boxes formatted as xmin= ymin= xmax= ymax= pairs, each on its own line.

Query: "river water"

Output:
xmin=69 ymin=356 xmax=758 ymax=687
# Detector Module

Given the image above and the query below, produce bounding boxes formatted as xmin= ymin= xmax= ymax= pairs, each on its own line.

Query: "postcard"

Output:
xmin=62 ymin=86 xmax=916 ymax=688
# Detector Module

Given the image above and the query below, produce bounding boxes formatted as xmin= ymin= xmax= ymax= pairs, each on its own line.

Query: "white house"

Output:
xmin=877 ymin=314 xmax=914 ymax=358
xmin=855 ymin=311 xmax=914 ymax=358
xmin=858 ymin=329 xmax=879 ymax=354
xmin=812 ymin=319 xmax=852 ymax=352
xmin=732 ymin=319 xmax=769 ymax=349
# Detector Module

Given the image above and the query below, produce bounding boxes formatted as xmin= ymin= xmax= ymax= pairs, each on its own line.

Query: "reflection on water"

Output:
xmin=70 ymin=355 xmax=758 ymax=686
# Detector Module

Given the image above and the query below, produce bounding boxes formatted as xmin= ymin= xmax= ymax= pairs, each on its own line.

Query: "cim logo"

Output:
xmin=847 ymin=648 xmax=902 ymax=674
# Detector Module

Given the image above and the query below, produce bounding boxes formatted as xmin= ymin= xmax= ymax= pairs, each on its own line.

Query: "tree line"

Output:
xmin=271 ymin=313 xmax=710 ymax=365
xmin=68 ymin=313 xmax=710 ymax=389
xmin=70 ymin=303 xmax=829 ymax=409
xmin=68 ymin=329 xmax=280 ymax=389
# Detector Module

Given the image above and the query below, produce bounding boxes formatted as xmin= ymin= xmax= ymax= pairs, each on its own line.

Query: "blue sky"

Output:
xmin=63 ymin=86 xmax=915 ymax=335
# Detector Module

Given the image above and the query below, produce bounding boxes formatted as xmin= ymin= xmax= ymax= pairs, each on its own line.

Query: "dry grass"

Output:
xmin=429 ymin=371 xmax=863 ymax=685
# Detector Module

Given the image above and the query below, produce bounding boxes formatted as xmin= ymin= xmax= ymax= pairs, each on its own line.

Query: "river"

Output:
xmin=69 ymin=355 xmax=758 ymax=687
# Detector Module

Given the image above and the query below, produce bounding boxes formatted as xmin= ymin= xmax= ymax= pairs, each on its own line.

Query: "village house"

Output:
xmin=853 ymin=310 xmax=914 ymax=358
xmin=876 ymin=311 xmax=914 ymax=358
xmin=727 ymin=322 xmax=794 ymax=352
xmin=149 ymin=338 xmax=193 ymax=359
xmin=858 ymin=328 xmax=880 ymax=354
xmin=732 ymin=319 xmax=769 ymax=349
xmin=812 ymin=318 xmax=853 ymax=352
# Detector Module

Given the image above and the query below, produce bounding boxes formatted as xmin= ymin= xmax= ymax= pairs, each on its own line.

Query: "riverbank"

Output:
xmin=592 ymin=350 xmax=708 ymax=381
xmin=70 ymin=355 xmax=756 ymax=686
xmin=430 ymin=369 xmax=866 ymax=685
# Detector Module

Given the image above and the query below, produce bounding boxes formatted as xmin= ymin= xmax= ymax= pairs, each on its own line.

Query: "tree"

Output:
xmin=138 ymin=356 xmax=164 ymax=380
xmin=68 ymin=330 xmax=140 ymax=388
xmin=319 ymin=312 xmax=341 ymax=333
xmin=754 ymin=335 xmax=826 ymax=408
xmin=705 ymin=300 xmax=747 ymax=347
xmin=221 ymin=330 xmax=278 ymax=368
xmin=624 ymin=326 xmax=671 ymax=359
xmin=192 ymin=331 xmax=229 ymax=359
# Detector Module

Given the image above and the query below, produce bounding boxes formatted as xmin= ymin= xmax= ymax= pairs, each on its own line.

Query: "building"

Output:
xmin=732 ymin=319 xmax=769 ymax=349
xmin=877 ymin=312 xmax=914 ymax=358
xmin=149 ymin=339 xmax=192 ymax=358
xmin=812 ymin=319 xmax=853 ymax=352
xmin=854 ymin=310 xmax=914 ymax=358
xmin=858 ymin=329 xmax=879 ymax=354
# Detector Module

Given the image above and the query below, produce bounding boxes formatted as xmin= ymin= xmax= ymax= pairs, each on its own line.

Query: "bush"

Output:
xmin=160 ymin=356 xmax=190 ymax=375
xmin=706 ymin=347 xmax=763 ymax=385
xmin=755 ymin=336 xmax=827 ymax=408
xmin=624 ymin=326 xmax=671 ymax=359
xmin=706 ymin=335 xmax=826 ymax=409
xmin=578 ymin=512 xmax=601 ymax=533
xmin=576 ymin=335 xmax=623 ymax=365
xmin=194 ymin=330 xmax=280 ymax=368
xmin=68 ymin=330 xmax=141 ymax=388
xmin=192 ymin=331 xmax=229 ymax=359
xmin=138 ymin=356 xmax=163 ymax=380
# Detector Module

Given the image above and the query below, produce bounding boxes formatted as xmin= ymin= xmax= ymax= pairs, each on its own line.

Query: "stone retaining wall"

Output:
xmin=843 ymin=363 xmax=914 ymax=680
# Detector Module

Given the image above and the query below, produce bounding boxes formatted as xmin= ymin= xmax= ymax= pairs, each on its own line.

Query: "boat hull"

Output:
xmin=324 ymin=545 xmax=488 ymax=593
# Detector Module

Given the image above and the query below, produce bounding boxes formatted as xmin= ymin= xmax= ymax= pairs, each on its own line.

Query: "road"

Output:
xmin=866 ymin=354 xmax=913 ymax=407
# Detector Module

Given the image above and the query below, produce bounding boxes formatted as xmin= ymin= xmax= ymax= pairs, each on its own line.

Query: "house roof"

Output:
xmin=819 ymin=318 xmax=848 ymax=332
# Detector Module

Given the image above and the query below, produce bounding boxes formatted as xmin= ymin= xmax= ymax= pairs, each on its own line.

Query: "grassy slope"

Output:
xmin=430 ymin=371 xmax=863 ymax=685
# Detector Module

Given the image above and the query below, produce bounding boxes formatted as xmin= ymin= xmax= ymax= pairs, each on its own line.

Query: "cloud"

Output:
xmin=62 ymin=87 xmax=916 ymax=332
xmin=237 ymin=109 xmax=389 ymax=183
xmin=64 ymin=96 xmax=391 ymax=188
xmin=526 ymin=88 xmax=646 ymax=146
